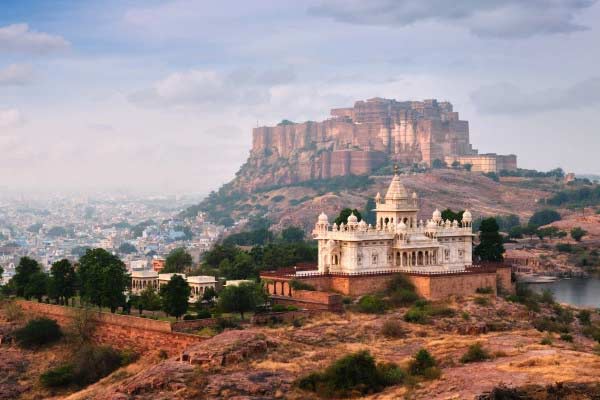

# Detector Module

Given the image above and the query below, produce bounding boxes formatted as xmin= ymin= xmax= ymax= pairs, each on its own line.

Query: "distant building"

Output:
xmin=130 ymin=271 xmax=216 ymax=303
xmin=152 ymin=257 xmax=165 ymax=272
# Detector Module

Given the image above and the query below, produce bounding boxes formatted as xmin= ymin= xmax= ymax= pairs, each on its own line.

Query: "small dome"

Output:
xmin=432 ymin=208 xmax=441 ymax=221
xmin=462 ymin=209 xmax=472 ymax=222
xmin=318 ymin=212 xmax=328 ymax=222
xmin=347 ymin=212 xmax=358 ymax=223
xmin=412 ymin=192 xmax=418 ymax=199
xmin=358 ymin=219 xmax=367 ymax=227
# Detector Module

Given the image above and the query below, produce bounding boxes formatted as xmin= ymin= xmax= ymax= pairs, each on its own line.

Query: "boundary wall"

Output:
xmin=16 ymin=300 xmax=202 ymax=356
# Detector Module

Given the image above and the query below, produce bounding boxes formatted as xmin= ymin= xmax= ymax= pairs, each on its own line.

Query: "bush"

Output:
xmin=71 ymin=345 xmax=124 ymax=385
xmin=357 ymin=295 xmax=386 ymax=314
xmin=540 ymin=289 xmax=555 ymax=304
xmin=582 ymin=325 xmax=600 ymax=342
xmin=289 ymin=279 xmax=315 ymax=291
xmin=389 ymin=288 xmax=419 ymax=307
xmin=540 ymin=334 xmax=553 ymax=345
xmin=15 ymin=318 xmax=62 ymax=348
xmin=408 ymin=349 xmax=437 ymax=377
xmin=460 ymin=343 xmax=491 ymax=363
xmin=381 ymin=320 xmax=406 ymax=338
xmin=183 ymin=314 xmax=197 ymax=320
xmin=560 ymin=333 xmax=573 ymax=342
xmin=578 ymin=310 xmax=592 ymax=326
xmin=40 ymin=364 xmax=74 ymax=387
xmin=533 ymin=317 xmax=570 ymax=334
xmin=296 ymin=350 xmax=403 ymax=397
xmin=3 ymin=301 xmax=23 ymax=322
xmin=556 ymin=243 xmax=574 ymax=253
xmin=476 ymin=287 xmax=493 ymax=294
xmin=272 ymin=304 xmax=288 ymax=312
xmin=403 ymin=307 xmax=428 ymax=324
xmin=474 ymin=296 xmax=490 ymax=306
xmin=529 ymin=209 xmax=561 ymax=227
xmin=196 ymin=309 xmax=212 ymax=319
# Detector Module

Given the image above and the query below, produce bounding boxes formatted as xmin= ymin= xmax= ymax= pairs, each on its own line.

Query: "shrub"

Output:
xmin=387 ymin=274 xmax=415 ymax=293
xmin=357 ymin=295 xmax=386 ymax=314
xmin=461 ymin=311 xmax=470 ymax=320
xmin=15 ymin=318 xmax=62 ymax=348
xmin=40 ymin=364 xmax=74 ymax=387
xmin=556 ymin=243 xmax=574 ymax=253
xmin=196 ymin=309 xmax=212 ymax=319
xmin=296 ymin=350 xmax=403 ymax=397
xmin=540 ymin=289 xmax=555 ymax=304
xmin=460 ymin=343 xmax=491 ymax=363
xmin=578 ymin=310 xmax=592 ymax=326
xmin=474 ymin=296 xmax=490 ymax=306
xmin=381 ymin=320 xmax=406 ymax=338
xmin=389 ymin=288 xmax=419 ymax=307
xmin=287 ymin=305 xmax=299 ymax=311
xmin=342 ymin=296 xmax=352 ymax=305
xmin=475 ymin=287 xmax=493 ymax=294
xmin=404 ymin=307 xmax=428 ymax=324
xmin=582 ymin=325 xmax=600 ymax=342
xmin=533 ymin=317 xmax=570 ymax=334
xmin=183 ymin=314 xmax=197 ymax=320
xmin=71 ymin=345 xmax=124 ymax=385
xmin=289 ymin=279 xmax=315 ymax=291
xmin=272 ymin=304 xmax=288 ymax=312
xmin=540 ymin=334 xmax=553 ymax=345
xmin=3 ymin=301 xmax=23 ymax=322
xmin=408 ymin=349 xmax=438 ymax=377
xmin=560 ymin=333 xmax=573 ymax=342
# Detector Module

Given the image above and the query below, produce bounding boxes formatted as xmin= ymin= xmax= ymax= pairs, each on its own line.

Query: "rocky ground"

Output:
xmin=238 ymin=170 xmax=551 ymax=232
xmin=4 ymin=295 xmax=600 ymax=400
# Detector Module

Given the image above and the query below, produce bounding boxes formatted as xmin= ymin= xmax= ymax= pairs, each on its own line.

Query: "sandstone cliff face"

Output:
xmin=234 ymin=98 xmax=475 ymax=193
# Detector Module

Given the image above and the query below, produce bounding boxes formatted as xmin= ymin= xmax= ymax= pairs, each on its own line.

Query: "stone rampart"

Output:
xmin=16 ymin=300 xmax=202 ymax=356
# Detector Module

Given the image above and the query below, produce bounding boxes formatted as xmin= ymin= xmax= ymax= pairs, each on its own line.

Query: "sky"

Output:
xmin=0 ymin=0 xmax=599 ymax=195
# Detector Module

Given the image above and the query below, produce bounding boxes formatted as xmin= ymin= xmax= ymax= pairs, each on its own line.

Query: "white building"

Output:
xmin=130 ymin=271 xmax=217 ymax=303
xmin=312 ymin=170 xmax=474 ymax=275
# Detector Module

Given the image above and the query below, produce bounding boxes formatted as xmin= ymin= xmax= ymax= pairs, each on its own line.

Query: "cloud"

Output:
xmin=471 ymin=77 xmax=600 ymax=114
xmin=0 ymin=108 xmax=24 ymax=130
xmin=129 ymin=67 xmax=295 ymax=108
xmin=0 ymin=64 xmax=34 ymax=86
xmin=309 ymin=0 xmax=596 ymax=39
xmin=0 ymin=23 xmax=70 ymax=54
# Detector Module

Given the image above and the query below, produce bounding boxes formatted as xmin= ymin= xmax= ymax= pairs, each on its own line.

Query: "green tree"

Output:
xmin=160 ymin=274 xmax=190 ymax=319
xmin=78 ymin=248 xmax=129 ymax=312
xmin=334 ymin=208 xmax=362 ymax=226
xmin=474 ymin=218 xmax=505 ymax=262
xmin=218 ymin=282 xmax=266 ymax=319
xmin=139 ymin=286 xmax=162 ymax=313
xmin=432 ymin=159 xmax=446 ymax=169
xmin=48 ymin=259 xmax=77 ymax=305
xmin=363 ymin=198 xmax=377 ymax=225
xmin=219 ymin=252 xmax=254 ymax=279
xmin=202 ymin=286 xmax=217 ymax=303
xmin=570 ymin=227 xmax=588 ymax=242
xmin=281 ymin=226 xmax=305 ymax=243
xmin=12 ymin=256 xmax=41 ymax=297
xmin=163 ymin=247 xmax=193 ymax=273
xmin=24 ymin=271 xmax=48 ymax=302
xmin=529 ymin=209 xmax=561 ymax=227
xmin=464 ymin=163 xmax=473 ymax=171
xmin=441 ymin=209 xmax=464 ymax=223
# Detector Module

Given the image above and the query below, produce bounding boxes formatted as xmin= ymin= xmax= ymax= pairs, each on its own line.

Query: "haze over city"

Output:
xmin=1 ymin=0 xmax=599 ymax=194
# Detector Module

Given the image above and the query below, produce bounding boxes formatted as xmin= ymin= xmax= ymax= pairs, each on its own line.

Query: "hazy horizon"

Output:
xmin=1 ymin=0 xmax=600 ymax=194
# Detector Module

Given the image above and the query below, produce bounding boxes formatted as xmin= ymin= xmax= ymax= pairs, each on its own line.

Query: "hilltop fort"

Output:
xmin=241 ymin=98 xmax=516 ymax=191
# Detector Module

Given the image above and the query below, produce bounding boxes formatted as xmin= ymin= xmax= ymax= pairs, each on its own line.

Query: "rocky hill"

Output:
xmin=187 ymin=168 xmax=557 ymax=232
xmin=5 ymin=296 xmax=600 ymax=399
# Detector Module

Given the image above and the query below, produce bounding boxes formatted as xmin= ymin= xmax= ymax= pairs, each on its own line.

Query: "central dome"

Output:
xmin=385 ymin=174 xmax=409 ymax=201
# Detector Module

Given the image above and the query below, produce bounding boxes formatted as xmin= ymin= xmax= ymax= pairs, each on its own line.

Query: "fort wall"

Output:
xmin=16 ymin=300 xmax=202 ymax=356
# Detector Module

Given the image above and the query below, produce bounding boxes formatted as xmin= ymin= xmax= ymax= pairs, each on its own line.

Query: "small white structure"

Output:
xmin=313 ymin=169 xmax=474 ymax=274
xmin=187 ymin=275 xmax=217 ymax=303
xmin=224 ymin=279 xmax=254 ymax=287
xmin=130 ymin=271 xmax=217 ymax=303
xmin=131 ymin=270 xmax=158 ymax=294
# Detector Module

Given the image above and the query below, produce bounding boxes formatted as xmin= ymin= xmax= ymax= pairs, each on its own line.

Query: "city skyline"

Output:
xmin=1 ymin=0 xmax=600 ymax=194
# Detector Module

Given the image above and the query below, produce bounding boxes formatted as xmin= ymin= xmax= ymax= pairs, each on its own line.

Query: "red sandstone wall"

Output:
xmin=16 ymin=300 xmax=202 ymax=356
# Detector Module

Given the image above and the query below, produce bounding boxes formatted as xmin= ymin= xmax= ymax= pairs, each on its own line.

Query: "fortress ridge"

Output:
xmin=249 ymin=98 xmax=516 ymax=189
